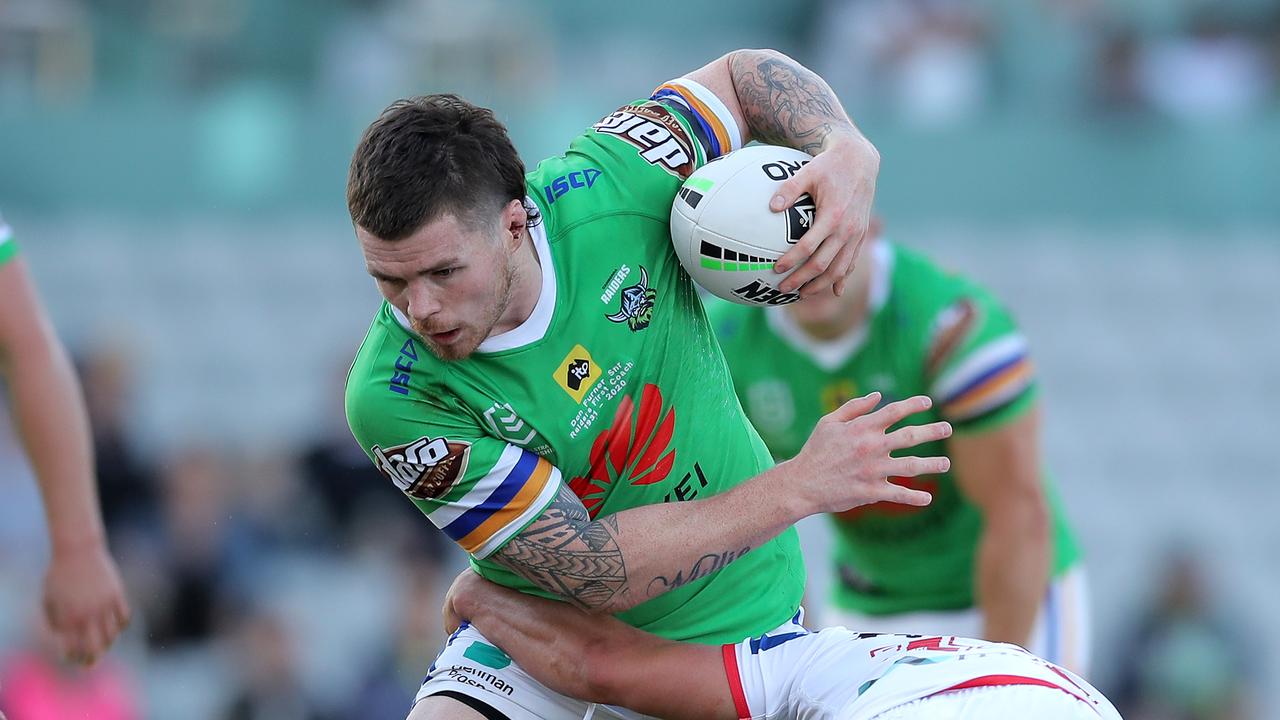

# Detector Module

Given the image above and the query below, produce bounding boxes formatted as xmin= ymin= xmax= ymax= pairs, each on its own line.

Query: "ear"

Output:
xmin=502 ymin=199 xmax=528 ymax=249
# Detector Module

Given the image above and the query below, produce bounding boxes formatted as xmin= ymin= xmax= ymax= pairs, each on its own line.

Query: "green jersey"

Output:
xmin=346 ymin=79 xmax=804 ymax=644
xmin=0 ymin=214 xmax=17 ymax=265
xmin=708 ymin=241 xmax=1080 ymax=615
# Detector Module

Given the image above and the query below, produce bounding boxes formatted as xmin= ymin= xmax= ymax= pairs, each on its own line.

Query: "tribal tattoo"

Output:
xmin=729 ymin=50 xmax=856 ymax=154
xmin=494 ymin=485 xmax=629 ymax=611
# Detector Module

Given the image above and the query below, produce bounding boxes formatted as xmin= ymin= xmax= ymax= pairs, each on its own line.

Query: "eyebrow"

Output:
xmin=367 ymin=258 xmax=461 ymax=281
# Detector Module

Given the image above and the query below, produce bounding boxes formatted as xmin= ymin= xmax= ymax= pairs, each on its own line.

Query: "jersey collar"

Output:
xmin=476 ymin=204 xmax=556 ymax=353
xmin=764 ymin=240 xmax=893 ymax=372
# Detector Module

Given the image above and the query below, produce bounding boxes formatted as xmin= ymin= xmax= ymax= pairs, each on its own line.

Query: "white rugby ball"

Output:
xmin=670 ymin=145 xmax=816 ymax=306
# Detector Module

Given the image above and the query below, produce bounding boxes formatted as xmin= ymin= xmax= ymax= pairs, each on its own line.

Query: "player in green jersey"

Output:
xmin=0 ymin=214 xmax=130 ymax=667
xmin=708 ymin=224 xmax=1089 ymax=674
xmin=344 ymin=51 xmax=953 ymax=719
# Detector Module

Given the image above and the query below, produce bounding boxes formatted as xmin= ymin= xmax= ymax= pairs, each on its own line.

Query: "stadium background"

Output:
xmin=0 ymin=0 xmax=1276 ymax=717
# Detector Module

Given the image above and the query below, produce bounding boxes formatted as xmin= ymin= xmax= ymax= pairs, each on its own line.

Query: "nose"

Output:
xmin=405 ymin=280 xmax=441 ymax=324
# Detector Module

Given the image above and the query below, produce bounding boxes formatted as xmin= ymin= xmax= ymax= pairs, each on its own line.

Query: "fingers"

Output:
xmin=827 ymin=239 xmax=864 ymax=298
xmin=889 ymin=455 xmax=952 ymax=478
xmin=876 ymin=482 xmax=933 ymax=507
xmin=884 ymin=421 xmax=953 ymax=452
xmin=826 ymin=392 xmax=881 ymax=422
xmin=769 ymin=173 xmax=809 ymax=214
xmin=779 ymin=234 xmax=843 ymax=294
xmin=774 ymin=191 xmax=839 ymax=276
xmin=861 ymin=395 xmax=934 ymax=429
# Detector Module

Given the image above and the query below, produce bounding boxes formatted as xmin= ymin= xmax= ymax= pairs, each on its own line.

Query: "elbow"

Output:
xmin=988 ymin=492 xmax=1051 ymax=544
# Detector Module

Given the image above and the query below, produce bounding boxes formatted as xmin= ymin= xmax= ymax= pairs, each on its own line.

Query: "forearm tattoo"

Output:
xmin=494 ymin=486 xmax=628 ymax=611
xmin=729 ymin=50 xmax=856 ymax=154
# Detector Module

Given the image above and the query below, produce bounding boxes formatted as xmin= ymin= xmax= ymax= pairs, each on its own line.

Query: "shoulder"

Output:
xmin=345 ymin=304 xmax=458 ymax=440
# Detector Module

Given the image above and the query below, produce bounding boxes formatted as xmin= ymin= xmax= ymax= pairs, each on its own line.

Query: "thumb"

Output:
xmin=769 ymin=173 xmax=811 ymax=212
xmin=828 ymin=392 xmax=881 ymax=422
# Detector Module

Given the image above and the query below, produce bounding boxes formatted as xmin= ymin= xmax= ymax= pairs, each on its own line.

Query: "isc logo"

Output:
xmin=543 ymin=168 xmax=602 ymax=205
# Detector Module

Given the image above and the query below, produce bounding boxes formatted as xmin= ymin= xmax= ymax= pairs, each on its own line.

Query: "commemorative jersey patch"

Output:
xmin=373 ymin=436 xmax=470 ymax=500
xmin=593 ymin=102 xmax=697 ymax=177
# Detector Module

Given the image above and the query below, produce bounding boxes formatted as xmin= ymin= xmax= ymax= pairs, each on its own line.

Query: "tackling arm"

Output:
xmin=444 ymin=570 xmax=734 ymax=720
xmin=950 ymin=406 xmax=1051 ymax=646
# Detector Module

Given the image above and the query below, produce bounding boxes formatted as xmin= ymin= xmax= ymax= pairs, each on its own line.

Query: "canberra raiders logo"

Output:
xmin=605 ymin=265 xmax=656 ymax=331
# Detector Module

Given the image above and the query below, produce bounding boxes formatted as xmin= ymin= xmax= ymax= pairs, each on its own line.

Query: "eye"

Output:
xmin=434 ymin=267 xmax=459 ymax=278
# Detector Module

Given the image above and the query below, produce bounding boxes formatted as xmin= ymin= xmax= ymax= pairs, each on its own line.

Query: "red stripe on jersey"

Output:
xmin=721 ymin=644 xmax=751 ymax=719
xmin=932 ymin=674 xmax=1098 ymax=714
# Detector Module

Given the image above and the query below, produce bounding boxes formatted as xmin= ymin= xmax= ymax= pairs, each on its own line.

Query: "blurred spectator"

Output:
xmin=222 ymin=605 xmax=332 ymax=720
xmin=1093 ymin=25 xmax=1146 ymax=113
xmin=1112 ymin=548 xmax=1253 ymax=720
xmin=79 ymin=344 xmax=160 ymax=540
xmin=814 ymin=0 xmax=993 ymax=126
xmin=345 ymin=558 xmax=448 ymax=718
xmin=143 ymin=446 xmax=251 ymax=650
xmin=1136 ymin=10 xmax=1273 ymax=122
xmin=0 ymin=608 xmax=140 ymax=720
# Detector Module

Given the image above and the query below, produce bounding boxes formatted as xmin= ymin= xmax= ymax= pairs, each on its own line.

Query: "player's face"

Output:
xmin=360 ymin=212 xmax=516 ymax=361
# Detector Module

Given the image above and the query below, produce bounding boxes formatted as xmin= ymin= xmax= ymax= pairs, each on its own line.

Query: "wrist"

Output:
xmin=819 ymin=131 xmax=876 ymax=162
xmin=765 ymin=458 xmax=820 ymax=521
xmin=50 ymin=526 xmax=108 ymax=558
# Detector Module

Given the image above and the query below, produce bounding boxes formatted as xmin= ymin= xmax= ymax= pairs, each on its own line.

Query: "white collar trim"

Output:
xmin=477 ymin=209 xmax=555 ymax=353
xmin=764 ymin=240 xmax=893 ymax=372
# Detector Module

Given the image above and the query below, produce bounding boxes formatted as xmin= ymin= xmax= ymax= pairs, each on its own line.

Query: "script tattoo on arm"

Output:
xmin=493 ymin=486 xmax=629 ymax=611
xmin=728 ymin=50 xmax=856 ymax=154
xmin=647 ymin=546 xmax=752 ymax=596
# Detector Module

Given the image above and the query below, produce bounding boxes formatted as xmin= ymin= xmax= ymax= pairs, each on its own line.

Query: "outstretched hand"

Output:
xmin=771 ymin=137 xmax=880 ymax=298
xmin=43 ymin=542 xmax=130 ymax=667
xmin=789 ymin=392 xmax=951 ymax=514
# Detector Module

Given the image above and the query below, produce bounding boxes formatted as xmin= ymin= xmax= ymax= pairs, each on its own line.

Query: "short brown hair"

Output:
xmin=347 ymin=94 xmax=526 ymax=241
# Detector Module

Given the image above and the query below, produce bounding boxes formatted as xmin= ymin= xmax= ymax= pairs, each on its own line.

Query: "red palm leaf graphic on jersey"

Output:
xmin=568 ymin=383 xmax=676 ymax=517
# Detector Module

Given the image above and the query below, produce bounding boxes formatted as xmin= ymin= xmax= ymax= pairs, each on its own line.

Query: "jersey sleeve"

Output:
xmin=924 ymin=289 xmax=1037 ymax=433
xmin=583 ymin=78 xmax=743 ymax=200
xmin=347 ymin=377 xmax=563 ymax=560
xmin=0 ymin=214 xmax=18 ymax=265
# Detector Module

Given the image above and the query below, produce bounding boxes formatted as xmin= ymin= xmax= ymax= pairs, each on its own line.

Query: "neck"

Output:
xmin=492 ymin=227 xmax=542 ymax=335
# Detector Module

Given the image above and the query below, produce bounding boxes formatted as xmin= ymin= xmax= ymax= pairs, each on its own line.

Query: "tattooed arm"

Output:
xmin=686 ymin=49 xmax=880 ymax=296
xmin=491 ymin=394 xmax=950 ymax=614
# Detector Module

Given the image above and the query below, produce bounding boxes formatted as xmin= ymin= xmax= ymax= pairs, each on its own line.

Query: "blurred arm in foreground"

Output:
xmin=0 ymin=217 xmax=130 ymax=666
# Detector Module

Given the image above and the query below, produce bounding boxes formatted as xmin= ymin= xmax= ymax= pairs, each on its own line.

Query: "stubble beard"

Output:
xmin=420 ymin=255 xmax=517 ymax=362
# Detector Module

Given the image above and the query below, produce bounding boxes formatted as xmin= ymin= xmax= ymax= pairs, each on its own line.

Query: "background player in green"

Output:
xmin=0 ymin=213 xmax=131 ymax=667
xmin=343 ymin=51 xmax=953 ymax=719
xmin=709 ymin=219 xmax=1089 ymax=674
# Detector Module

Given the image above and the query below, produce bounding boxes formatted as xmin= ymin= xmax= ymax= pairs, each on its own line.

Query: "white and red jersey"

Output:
xmin=722 ymin=626 xmax=1120 ymax=719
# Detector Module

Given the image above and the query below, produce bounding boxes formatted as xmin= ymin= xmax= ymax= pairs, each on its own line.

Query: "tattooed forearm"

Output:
xmin=728 ymin=49 xmax=857 ymax=154
xmin=647 ymin=546 xmax=752 ymax=595
xmin=494 ymin=486 xmax=629 ymax=611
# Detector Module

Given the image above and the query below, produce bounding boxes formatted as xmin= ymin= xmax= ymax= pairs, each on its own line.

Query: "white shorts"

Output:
xmin=823 ymin=565 xmax=1091 ymax=676
xmin=869 ymin=684 xmax=1111 ymax=720
xmin=723 ymin=624 xmax=1120 ymax=720
xmin=415 ymin=611 xmax=807 ymax=720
